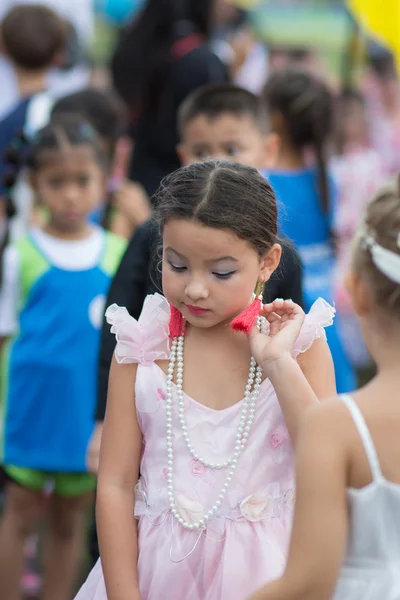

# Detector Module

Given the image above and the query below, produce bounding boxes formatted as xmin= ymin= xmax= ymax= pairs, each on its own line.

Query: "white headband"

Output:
xmin=363 ymin=233 xmax=400 ymax=284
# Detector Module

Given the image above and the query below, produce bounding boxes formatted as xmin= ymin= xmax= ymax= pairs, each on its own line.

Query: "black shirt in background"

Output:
xmin=127 ymin=46 xmax=229 ymax=197
xmin=96 ymin=219 xmax=303 ymax=421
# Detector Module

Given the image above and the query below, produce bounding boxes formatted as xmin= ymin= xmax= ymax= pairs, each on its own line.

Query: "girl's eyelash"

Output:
xmin=168 ymin=262 xmax=236 ymax=280
xmin=168 ymin=262 xmax=186 ymax=272
xmin=213 ymin=271 xmax=237 ymax=280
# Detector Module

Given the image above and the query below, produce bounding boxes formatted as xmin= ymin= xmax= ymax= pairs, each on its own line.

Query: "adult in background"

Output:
xmin=111 ymin=0 xmax=229 ymax=200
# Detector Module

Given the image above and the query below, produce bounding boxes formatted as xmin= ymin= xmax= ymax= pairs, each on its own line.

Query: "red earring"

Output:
xmin=169 ymin=305 xmax=185 ymax=338
xmin=230 ymin=281 xmax=264 ymax=334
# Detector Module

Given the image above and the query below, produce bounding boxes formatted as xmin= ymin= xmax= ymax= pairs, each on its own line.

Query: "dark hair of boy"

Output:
xmin=178 ymin=83 xmax=269 ymax=138
xmin=1 ymin=4 xmax=67 ymax=71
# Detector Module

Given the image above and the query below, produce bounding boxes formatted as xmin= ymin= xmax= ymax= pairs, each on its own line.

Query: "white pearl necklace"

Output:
xmin=165 ymin=317 xmax=265 ymax=531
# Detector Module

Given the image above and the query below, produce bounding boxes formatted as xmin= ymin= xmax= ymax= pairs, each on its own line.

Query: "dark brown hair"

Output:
xmin=51 ymin=89 xmax=126 ymax=158
xmin=1 ymin=5 xmax=67 ymax=70
xmin=178 ymin=83 xmax=269 ymax=137
xmin=0 ymin=116 xmax=106 ymax=286
xmin=155 ymin=160 xmax=277 ymax=256
xmin=263 ymin=67 xmax=333 ymax=217
xmin=353 ymin=176 xmax=400 ymax=314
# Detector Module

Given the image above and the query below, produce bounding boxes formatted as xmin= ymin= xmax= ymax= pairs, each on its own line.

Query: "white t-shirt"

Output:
xmin=0 ymin=0 xmax=93 ymax=119
xmin=0 ymin=227 xmax=105 ymax=336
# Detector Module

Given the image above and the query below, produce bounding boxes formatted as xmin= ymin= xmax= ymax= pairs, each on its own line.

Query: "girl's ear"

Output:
xmin=176 ymin=143 xmax=190 ymax=167
xmin=345 ymin=270 xmax=371 ymax=317
xmin=259 ymin=243 xmax=282 ymax=282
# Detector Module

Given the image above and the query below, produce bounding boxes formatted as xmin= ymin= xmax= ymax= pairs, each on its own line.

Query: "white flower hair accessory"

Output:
xmin=362 ymin=227 xmax=400 ymax=285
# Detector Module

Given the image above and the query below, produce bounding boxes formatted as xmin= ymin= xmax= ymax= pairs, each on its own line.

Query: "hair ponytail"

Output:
xmin=263 ymin=67 xmax=334 ymax=220
xmin=0 ymin=130 xmax=28 ymax=288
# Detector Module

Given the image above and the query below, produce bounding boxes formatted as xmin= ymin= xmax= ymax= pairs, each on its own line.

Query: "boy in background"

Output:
xmin=0 ymin=0 xmax=93 ymax=120
xmin=0 ymin=5 xmax=67 ymax=241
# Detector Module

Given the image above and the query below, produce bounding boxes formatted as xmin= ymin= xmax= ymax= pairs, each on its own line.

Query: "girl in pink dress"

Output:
xmin=75 ymin=160 xmax=336 ymax=600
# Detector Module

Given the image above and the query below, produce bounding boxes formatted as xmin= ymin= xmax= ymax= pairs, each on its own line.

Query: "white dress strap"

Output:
xmin=341 ymin=394 xmax=382 ymax=481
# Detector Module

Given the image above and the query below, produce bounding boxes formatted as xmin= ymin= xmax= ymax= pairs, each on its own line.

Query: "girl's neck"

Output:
xmin=362 ymin=369 xmax=400 ymax=409
xmin=273 ymin=140 xmax=306 ymax=171
xmin=374 ymin=344 xmax=400 ymax=375
xmin=366 ymin=323 xmax=400 ymax=375
xmin=185 ymin=319 xmax=250 ymax=351
xmin=43 ymin=221 xmax=94 ymax=241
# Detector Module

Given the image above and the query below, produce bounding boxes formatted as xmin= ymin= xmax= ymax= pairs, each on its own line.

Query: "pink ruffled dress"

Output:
xmin=76 ymin=294 xmax=334 ymax=600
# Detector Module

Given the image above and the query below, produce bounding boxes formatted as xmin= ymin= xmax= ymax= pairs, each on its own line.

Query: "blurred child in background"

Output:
xmin=262 ymin=68 xmax=356 ymax=393
xmin=0 ymin=116 xmax=125 ymax=600
xmin=0 ymin=4 xmax=67 ymax=242
xmin=332 ymin=89 xmax=385 ymax=370
xmin=51 ymin=88 xmax=151 ymax=236
xmin=364 ymin=50 xmax=400 ymax=176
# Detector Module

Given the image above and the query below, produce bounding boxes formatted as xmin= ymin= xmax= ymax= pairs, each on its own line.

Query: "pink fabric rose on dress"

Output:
xmin=270 ymin=428 xmax=291 ymax=465
xmin=190 ymin=459 xmax=208 ymax=479
xmin=161 ymin=468 xmax=168 ymax=481
xmin=269 ymin=427 xmax=287 ymax=450
xmin=157 ymin=388 xmax=167 ymax=401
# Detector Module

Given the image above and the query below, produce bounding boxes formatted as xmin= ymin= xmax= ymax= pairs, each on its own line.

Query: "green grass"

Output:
xmin=250 ymin=3 xmax=354 ymax=74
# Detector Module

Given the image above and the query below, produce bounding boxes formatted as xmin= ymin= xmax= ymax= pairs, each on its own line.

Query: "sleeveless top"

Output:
xmin=0 ymin=231 xmax=126 ymax=472
xmin=332 ymin=395 xmax=400 ymax=599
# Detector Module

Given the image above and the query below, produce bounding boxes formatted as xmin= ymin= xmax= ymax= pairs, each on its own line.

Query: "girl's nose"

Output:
xmin=185 ymin=279 xmax=209 ymax=301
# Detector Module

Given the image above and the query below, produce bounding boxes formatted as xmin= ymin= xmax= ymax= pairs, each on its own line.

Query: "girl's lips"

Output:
xmin=185 ymin=305 xmax=209 ymax=316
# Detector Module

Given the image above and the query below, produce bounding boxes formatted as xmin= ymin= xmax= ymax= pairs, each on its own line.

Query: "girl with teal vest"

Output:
xmin=0 ymin=116 xmax=125 ymax=600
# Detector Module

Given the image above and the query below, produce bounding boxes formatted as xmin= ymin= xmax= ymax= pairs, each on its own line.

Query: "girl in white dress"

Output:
xmin=249 ymin=176 xmax=400 ymax=600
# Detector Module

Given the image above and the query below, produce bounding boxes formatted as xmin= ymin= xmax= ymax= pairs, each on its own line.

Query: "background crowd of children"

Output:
xmin=0 ymin=1 xmax=399 ymax=598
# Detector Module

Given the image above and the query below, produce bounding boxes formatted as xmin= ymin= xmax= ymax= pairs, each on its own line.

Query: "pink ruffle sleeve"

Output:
xmin=292 ymin=298 xmax=335 ymax=357
xmin=105 ymin=293 xmax=170 ymax=366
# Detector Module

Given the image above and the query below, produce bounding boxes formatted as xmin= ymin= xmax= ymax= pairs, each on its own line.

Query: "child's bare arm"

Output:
xmin=297 ymin=336 xmax=336 ymax=399
xmin=248 ymin=402 xmax=349 ymax=600
xmin=96 ymin=357 xmax=142 ymax=600
xmin=272 ymin=337 xmax=335 ymax=442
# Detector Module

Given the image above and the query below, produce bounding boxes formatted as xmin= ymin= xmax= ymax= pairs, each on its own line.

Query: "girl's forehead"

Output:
xmin=35 ymin=146 xmax=100 ymax=170
xmin=163 ymin=218 xmax=254 ymax=259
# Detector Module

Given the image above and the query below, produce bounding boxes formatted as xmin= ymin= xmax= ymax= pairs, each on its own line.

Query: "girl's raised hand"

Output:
xmin=248 ymin=299 xmax=305 ymax=370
